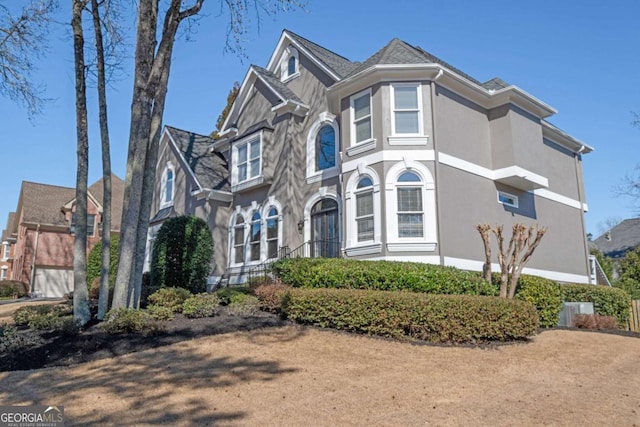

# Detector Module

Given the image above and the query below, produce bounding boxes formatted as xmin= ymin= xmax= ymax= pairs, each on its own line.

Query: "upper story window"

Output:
xmin=316 ymin=125 xmax=336 ymax=171
xmin=306 ymin=112 xmax=340 ymax=183
xmin=396 ymin=172 xmax=424 ymax=238
xmin=70 ymin=213 xmax=96 ymax=236
xmin=2 ymin=243 xmax=9 ymax=260
xmin=351 ymin=89 xmax=372 ymax=144
xmin=232 ymin=134 xmax=262 ymax=189
xmin=161 ymin=162 xmax=175 ymax=207
xmin=391 ymin=83 xmax=422 ymax=135
xmin=498 ymin=191 xmax=519 ymax=208
xmin=280 ymin=46 xmax=299 ymax=82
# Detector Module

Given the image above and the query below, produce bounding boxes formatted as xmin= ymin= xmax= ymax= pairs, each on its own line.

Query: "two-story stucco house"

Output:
xmin=148 ymin=30 xmax=594 ymax=286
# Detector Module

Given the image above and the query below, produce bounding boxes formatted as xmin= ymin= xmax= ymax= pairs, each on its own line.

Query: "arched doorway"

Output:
xmin=310 ymin=198 xmax=339 ymax=258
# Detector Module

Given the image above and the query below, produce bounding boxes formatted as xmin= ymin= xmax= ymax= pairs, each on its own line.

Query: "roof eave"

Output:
xmin=542 ymin=121 xmax=593 ymax=154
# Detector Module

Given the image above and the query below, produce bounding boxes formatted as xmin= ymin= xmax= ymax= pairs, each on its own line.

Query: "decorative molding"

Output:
xmin=346 ymin=139 xmax=376 ymax=157
xmin=231 ymin=176 xmax=265 ymax=193
xmin=386 ymin=242 xmax=437 ymax=252
xmin=345 ymin=243 xmax=382 ymax=256
xmin=388 ymin=136 xmax=429 ymax=146
xmin=342 ymin=149 xmax=435 ymax=173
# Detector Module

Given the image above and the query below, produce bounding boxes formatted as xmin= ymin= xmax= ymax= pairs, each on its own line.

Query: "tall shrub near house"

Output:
xmin=150 ymin=216 xmax=213 ymax=293
xmin=87 ymin=234 xmax=120 ymax=289
xmin=614 ymin=246 xmax=640 ymax=299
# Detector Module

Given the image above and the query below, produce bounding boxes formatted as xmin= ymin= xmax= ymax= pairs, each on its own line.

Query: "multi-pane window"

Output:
xmin=0 ymin=267 xmax=6 ymax=280
xmin=352 ymin=90 xmax=372 ymax=144
xmin=315 ymin=125 xmax=336 ymax=171
xmin=396 ymin=172 xmax=424 ymax=238
xmin=233 ymin=216 xmax=245 ymax=264
xmin=355 ymin=177 xmax=374 ymax=242
xmin=2 ymin=243 xmax=9 ymax=260
xmin=236 ymin=137 xmax=261 ymax=184
xmin=70 ymin=213 xmax=96 ymax=236
xmin=250 ymin=211 xmax=261 ymax=262
xmin=266 ymin=207 xmax=279 ymax=258
xmin=288 ymin=56 xmax=296 ymax=76
xmin=392 ymin=84 xmax=420 ymax=135
xmin=164 ymin=168 xmax=174 ymax=204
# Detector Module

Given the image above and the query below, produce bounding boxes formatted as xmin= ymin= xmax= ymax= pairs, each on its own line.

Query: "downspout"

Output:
xmin=574 ymin=145 xmax=592 ymax=283
xmin=431 ymin=69 xmax=445 ymax=266
xmin=29 ymin=224 xmax=41 ymax=295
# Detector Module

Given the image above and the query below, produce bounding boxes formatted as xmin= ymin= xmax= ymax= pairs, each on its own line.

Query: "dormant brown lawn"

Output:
xmin=1 ymin=325 xmax=639 ymax=426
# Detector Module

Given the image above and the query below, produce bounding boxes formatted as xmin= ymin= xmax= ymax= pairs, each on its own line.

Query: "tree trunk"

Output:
xmin=71 ymin=0 xmax=91 ymax=326
xmin=476 ymin=224 xmax=492 ymax=283
xmin=90 ymin=0 xmax=112 ymax=320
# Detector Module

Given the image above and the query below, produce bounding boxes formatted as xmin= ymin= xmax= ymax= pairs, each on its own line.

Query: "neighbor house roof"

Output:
xmin=285 ymin=30 xmax=359 ymax=78
xmin=87 ymin=173 xmax=125 ymax=231
xmin=165 ymin=126 xmax=230 ymax=192
xmin=593 ymin=218 xmax=640 ymax=259
xmin=1 ymin=212 xmax=16 ymax=241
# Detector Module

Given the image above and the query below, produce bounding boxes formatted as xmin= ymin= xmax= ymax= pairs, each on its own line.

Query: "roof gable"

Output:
xmin=593 ymin=218 xmax=640 ymax=259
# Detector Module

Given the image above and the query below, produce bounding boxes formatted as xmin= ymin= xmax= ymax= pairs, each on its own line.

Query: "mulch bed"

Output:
xmin=0 ymin=312 xmax=288 ymax=372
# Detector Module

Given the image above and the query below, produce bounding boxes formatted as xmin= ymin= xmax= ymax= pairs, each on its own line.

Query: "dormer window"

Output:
xmin=280 ymin=47 xmax=299 ymax=82
xmin=161 ymin=162 xmax=175 ymax=207
xmin=70 ymin=213 xmax=96 ymax=236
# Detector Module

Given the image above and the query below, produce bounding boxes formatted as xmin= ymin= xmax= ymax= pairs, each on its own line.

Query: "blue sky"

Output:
xmin=1 ymin=0 xmax=638 ymax=236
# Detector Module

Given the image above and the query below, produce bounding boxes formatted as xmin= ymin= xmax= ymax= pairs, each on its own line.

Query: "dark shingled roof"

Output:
xmin=19 ymin=182 xmax=76 ymax=226
xmin=233 ymin=120 xmax=274 ymax=142
xmin=87 ymin=174 xmax=125 ymax=231
xmin=285 ymin=30 xmax=359 ymax=78
xmin=165 ymin=126 xmax=230 ymax=192
xmin=252 ymin=65 xmax=304 ymax=105
xmin=482 ymin=77 xmax=510 ymax=91
xmin=346 ymin=38 xmax=483 ymax=87
xmin=1 ymin=212 xmax=16 ymax=241
xmin=593 ymin=218 xmax=640 ymax=259
xmin=149 ymin=206 xmax=175 ymax=225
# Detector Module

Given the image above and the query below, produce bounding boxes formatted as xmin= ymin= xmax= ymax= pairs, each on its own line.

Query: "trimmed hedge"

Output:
xmin=0 ymin=280 xmax=29 ymax=298
xmin=272 ymin=258 xmax=496 ymax=296
xmin=560 ymin=284 xmax=631 ymax=326
xmin=514 ymin=275 xmax=563 ymax=328
xmin=282 ymin=288 xmax=538 ymax=343
xmin=147 ymin=287 xmax=192 ymax=313
xmin=215 ymin=286 xmax=250 ymax=306
xmin=101 ymin=308 xmax=160 ymax=335
xmin=182 ymin=293 xmax=220 ymax=318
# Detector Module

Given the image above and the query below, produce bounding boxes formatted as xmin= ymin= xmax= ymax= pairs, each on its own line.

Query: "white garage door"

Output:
xmin=33 ymin=268 xmax=73 ymax=298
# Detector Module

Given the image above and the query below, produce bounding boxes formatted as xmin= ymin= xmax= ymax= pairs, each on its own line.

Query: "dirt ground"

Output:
xmin=1 ymin=324 xmax=640 ymax=426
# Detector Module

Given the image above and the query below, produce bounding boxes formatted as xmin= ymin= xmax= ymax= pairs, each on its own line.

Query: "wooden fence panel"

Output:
xmin=629 ymin=300 xmax=640 ymax=332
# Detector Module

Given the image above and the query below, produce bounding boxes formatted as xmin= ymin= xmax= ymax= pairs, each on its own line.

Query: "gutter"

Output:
xmin=432 ymin=70 xmax=445 ymax=266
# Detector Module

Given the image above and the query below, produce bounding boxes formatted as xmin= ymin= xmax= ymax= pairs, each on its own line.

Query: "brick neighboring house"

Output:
xmin=7 ymin=174 xmax=124 ymax=297
xmin=1 ymin=212 xmax=17 ymax=281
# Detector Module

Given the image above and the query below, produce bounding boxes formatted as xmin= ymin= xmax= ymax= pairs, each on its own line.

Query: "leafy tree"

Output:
xmin=211 ymin=81 xmax=240 ymax=139
xmin=150 ymin=216 xmax=213 ymax=294
xmin=615 ymin=246 xmax=640 ymax=300
xmin=0 ymin=0 xmax=56 ymax=117
xmin=590 ymin=247 xmax=614 ymax=284
xmin=87 ymin=234 xmax=120 ymax=289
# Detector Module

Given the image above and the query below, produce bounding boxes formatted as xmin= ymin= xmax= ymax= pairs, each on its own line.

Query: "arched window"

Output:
xmin=233 ymin=215 xmax=245 ymax=264
xmin=396 ymin=171 xmax=423 ymax=238
xmin=316 ymin=125 xmax=336 ymax=172
xmin=162 ymin=164 xmax=174 ymax=206
xmin=266 ymin=207 xmax=279 ymax=259
xmin=250 ymin=211 xmax=261 ymax=262
xmin=355 ymin=177 xmax=374 ymax=242
xmin=288 ymin=56 xmax=296 ymax=76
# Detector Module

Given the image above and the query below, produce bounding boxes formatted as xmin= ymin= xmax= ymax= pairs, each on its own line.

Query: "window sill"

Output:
xmin=231 ymin=176 xmax=265 ymax=192
xmin=346 ymin=139 xmax=376 ymax=157
xmin=281 ymin=72 xmax=300 ymax=83
xmin=345 ymin=242 xmax=382 ymax=257
xmin=386 ymin=242 xmax=437 ymax=252
xmin=306 ymin=168 xmax=339 ymax=184
xmin=387 ymin=135 xmax=429 ymax=146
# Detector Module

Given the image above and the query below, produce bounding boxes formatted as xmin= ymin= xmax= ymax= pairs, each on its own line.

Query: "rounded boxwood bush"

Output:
xmin=147 ymin=287 xmax=192 ymax=313
xmin=514 ymin=275 xmax=563 ymax=328
xmin=182 ymin=293 xmax=220 ymax=318
xmin=282 ymin=288 xmax=538 ymax=343
xmin=101 ymin=308 xmax=159 ymax=335
xmin=151 ymin=216 xmax=213 ymax=293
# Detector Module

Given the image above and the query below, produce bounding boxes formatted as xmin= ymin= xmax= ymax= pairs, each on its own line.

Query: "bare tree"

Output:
xmin=112 ymin=0 xmax=305 ymax=309
xmin=616 ymin=112 xmax=640 ymax=211
xmin=71 ymin=0 xmax=91 ymax=325
xmin=0 ymin=0 xmax=56 ymax=117
xmin=211 ymin=81 xmax=240 ymax=139
xmin=477 ymin=223 xmax=547 ymax=298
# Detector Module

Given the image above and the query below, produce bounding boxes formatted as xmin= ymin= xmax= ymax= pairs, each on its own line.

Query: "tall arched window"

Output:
xmin=316 ymin=125 xmax=336 ymax=172
xmin=162 ymin=164 xmax=175 ymax=206
xmin=355 ymin=177 xmax=374 ymax=242
xmin=265 ymin=207 xmax=279 ymax=259
xmin=288 ymin=56 xmax=296 ymax=76
xmin=233 ymin=216 xmax=245 ymax=264
xmin=396 ymin=171 xmax=423 ymax=238
xmin=250 ymin=211 xmax=261 ymax=262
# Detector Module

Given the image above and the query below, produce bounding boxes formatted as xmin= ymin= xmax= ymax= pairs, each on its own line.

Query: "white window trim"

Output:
xmin=280 ymin=46 xmax=299 ymax=83
xmin=261 ymin=197 xmax=283 ymax=260
xmin=160 ymin=161 xmax=175 ymax=208
xmin=249 ymin=210 xmax=262 ymax=263
xmin=385 ymin=161 xmax=438 ymax=252
xmin=350 ymin=88 xmax=375 ymax=149
xmin=1 ymin=242 xmax=9 ymax=261
xmin=302 ymin=189 xmax=342 ymax=258
xmin=228 ymin=207 xmax=249 ymax=267
xmin=344 ymin=166 xmax=382 ymax=256
xmin=0 ymin=266 xmax=7 ymax=280
xmin=306 ymin=112 xmax=340 ymax=184
xmin=390 ymin=82 xmax=424 ymax=137
xmin=498 ymin=190 xmax=519 ymax=208
xmin=231 ymin=132 xmax=263 ymax=192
